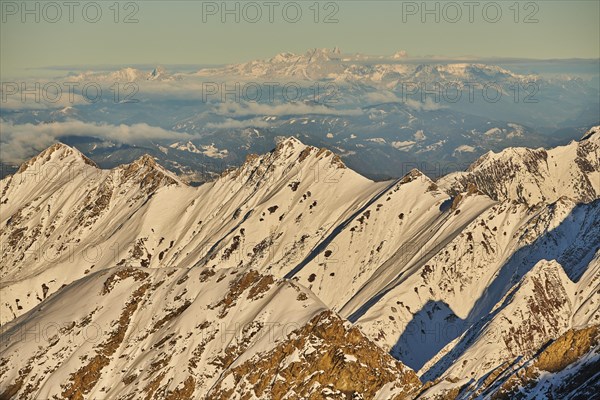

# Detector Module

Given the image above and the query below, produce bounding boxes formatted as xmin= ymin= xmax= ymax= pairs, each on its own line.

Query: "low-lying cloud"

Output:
xmin=0 ymin=120 xmax=194 ymax=164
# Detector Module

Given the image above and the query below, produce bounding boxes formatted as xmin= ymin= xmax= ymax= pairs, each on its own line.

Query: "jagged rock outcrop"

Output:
xmin=207 ymin=311 xmax=420 ymax=399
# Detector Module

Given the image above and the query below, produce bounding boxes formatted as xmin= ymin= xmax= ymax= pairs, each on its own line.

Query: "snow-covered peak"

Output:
xmin=201 ymin=47 xmax=348 ymax=80
xmin=269 ymin=51 xmax=298 ymax=63
xmin=266 ymin=47 xmax=342 ymax=64
xmin=309 ymin=46 xmax=342 ymax=59
xmin=221 ymin=136 xmax=349 ymax=188
xmin=17 ymin=142 xmax=97 ymax=174
xmin=69 ymin=66 xmax=176 ymax=82
xmin=118 ymin=154 xmax=182 ymax=188
xmin=412 ymin=63 xmax=534 ymax=82
xmin=275 ymin=136 xmax=348 ymax=169
xmin=274 ymin=135 xmax=305 ymax=150
xmin=399 ymin=168 xmax=429 ymax=184
xmin=133 ymin=153 xmax=158 ymax=167
xmin=148 ymin=65 xmax=167 ymax=80
xmin=264 ymin=47 xmax=343 ymax=65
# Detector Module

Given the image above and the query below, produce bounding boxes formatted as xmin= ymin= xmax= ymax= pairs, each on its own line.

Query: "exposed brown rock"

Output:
xmin=207 ymin=311 xmax=421 ymax=399
xmin=490 ymin=325 xmax=599 ymax=399
xmin=102 ymin=267 xmax=150 ymax=295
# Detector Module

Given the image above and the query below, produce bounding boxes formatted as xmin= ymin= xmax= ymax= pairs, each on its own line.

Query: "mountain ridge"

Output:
xmin=1 ymin=127 xmax=599 ymax=399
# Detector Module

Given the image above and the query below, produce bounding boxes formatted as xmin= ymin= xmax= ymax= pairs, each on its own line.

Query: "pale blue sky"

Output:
xmin=1 ymin=0 xmax=599 ymax=77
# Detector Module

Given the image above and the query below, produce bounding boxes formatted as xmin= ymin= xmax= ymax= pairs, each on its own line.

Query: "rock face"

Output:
xmin=482 ymin=325 xmax=600 ymax=400
xmin=1 ymin=127 xmax=599 ymax=399
xmin=207 ymin=311 xmax=420 ymax=399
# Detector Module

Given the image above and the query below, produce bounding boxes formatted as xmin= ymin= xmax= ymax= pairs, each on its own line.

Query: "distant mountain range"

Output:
xmin=2 ymin=49 xmax=597 ymax=183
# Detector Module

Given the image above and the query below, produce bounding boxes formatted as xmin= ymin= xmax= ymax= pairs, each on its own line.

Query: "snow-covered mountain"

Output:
xmin=68 ymin=66 xmax=178 ymax=82
xmin=1 ymin=127 xmax=599 ymax=398
xmin=196 ymin=47 xmax=347 ymax=81
xmin=194 ymin=47 xmax=536 ymax=87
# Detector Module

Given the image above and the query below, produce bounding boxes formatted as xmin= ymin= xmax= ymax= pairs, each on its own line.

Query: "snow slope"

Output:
xmin=0 ymin=264 xmax=419 ymax=399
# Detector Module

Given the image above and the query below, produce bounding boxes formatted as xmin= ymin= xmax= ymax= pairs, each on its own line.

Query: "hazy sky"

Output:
xmin=1 ymin=0 xmax=599 ymax=77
